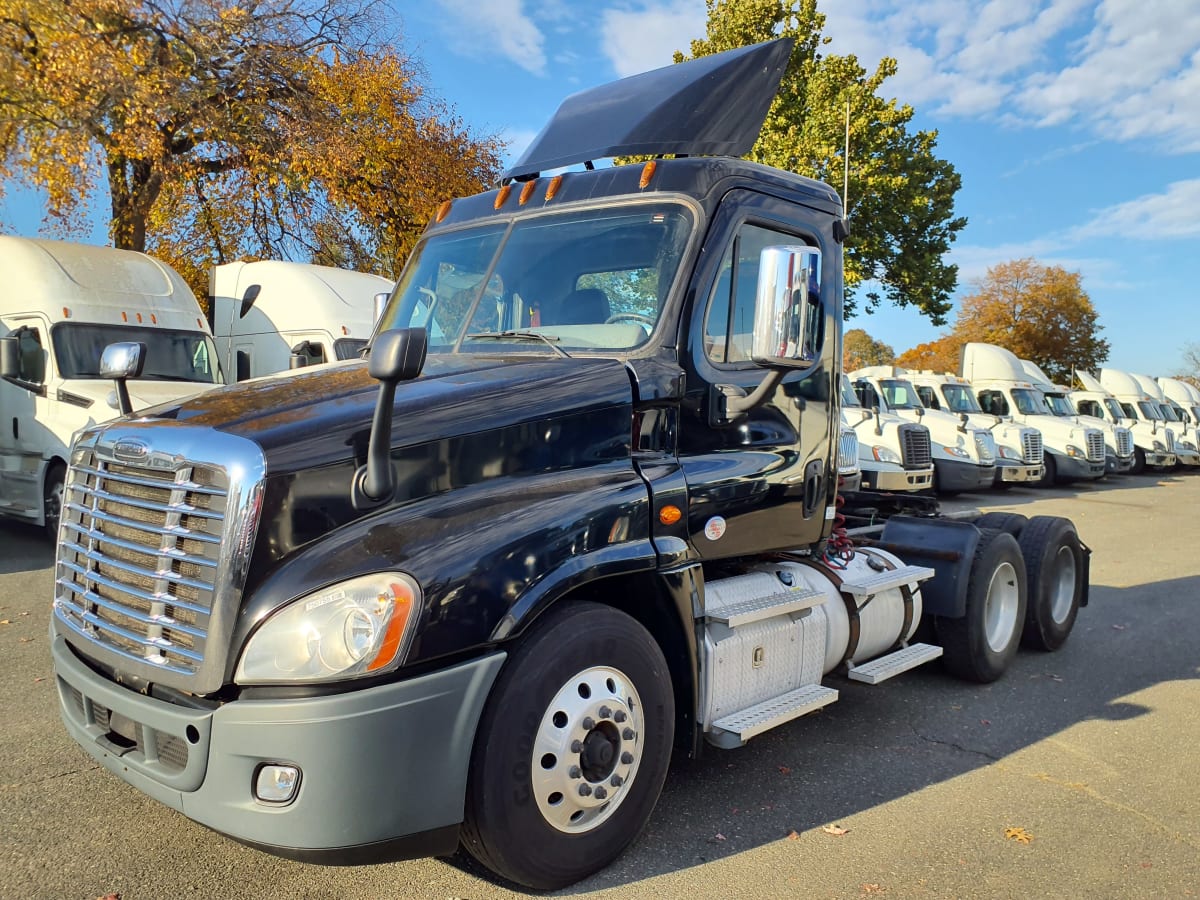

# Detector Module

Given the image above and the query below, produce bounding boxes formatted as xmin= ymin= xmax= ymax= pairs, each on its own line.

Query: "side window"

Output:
xmin=854 ymin=381 xmax=878 ymax=409
xmin=1079 ymin=400 xmax=1099 ymax=418
xmin=704 ymin=223 xmax=814 ymax=365
xmin=1120 ymin=403 xmax=1137 ymax=419
xmin=916 ymin=386 xmax=937 ymax=409
xmin=978 ymin=390 xmax=1008 ymax=416
xmin=16 ymin=327 xmax=46 ymax=384
xmin=290 ymin=340 xmax=327 ymax=366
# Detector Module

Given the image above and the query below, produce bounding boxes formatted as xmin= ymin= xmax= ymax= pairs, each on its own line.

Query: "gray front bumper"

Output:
xmin=995 ymin=460 xmax=1043 ymax=483
xmin=53 ymin=635 xmax=505 ymax=855
xmin=1106 ymin=453 xmax=1135 ymax=474
xmin=934 ymin=458 xmax=995 ymax=492
xmin=1052 ymin=452 xmax=1105 ymax=481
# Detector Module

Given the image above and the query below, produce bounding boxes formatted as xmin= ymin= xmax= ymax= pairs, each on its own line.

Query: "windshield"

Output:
xmin=1137 ymin=400 xmax=1164 ymax=420
xmin=1043 ymin=392 xmax=1075 ymax=416
xmin=1011 ymin=387 xmax=1049 ymax=415
xmin=879 ymin=378 xmax=923 ymax=410
xmin=939 ymin=383 xmax=982 ymax=413
xmin=51 ymin=323 xmax=221 ymax=384
xmin=1103 ymin=398 xmax=1125 ymax=421
xmin=380 ymin=202 xmax=694 ymax=354
xmin=1159 ymin=403 xmax=1181 ymax=422
xmin=840 ymin=376 xmax=861 ymax=408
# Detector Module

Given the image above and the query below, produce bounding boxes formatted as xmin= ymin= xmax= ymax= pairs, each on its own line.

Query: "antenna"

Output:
xmin=843 ymin=100 xmax=851 ymax=219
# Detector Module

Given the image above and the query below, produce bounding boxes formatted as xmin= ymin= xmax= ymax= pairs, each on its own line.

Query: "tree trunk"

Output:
xmin=107 ymin=155 xmax=161 ymax=252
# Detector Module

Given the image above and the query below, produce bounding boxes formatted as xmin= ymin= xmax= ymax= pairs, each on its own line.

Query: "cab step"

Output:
xmin=839 ymin=564 xmax=935 ymax=598
xmin=711 ymin=683 xmax=838 ymax=745
xmin=846 ymin=642 xmax=943 ymax=685
xmin=705 ymin=586 xmax=824 ymax=628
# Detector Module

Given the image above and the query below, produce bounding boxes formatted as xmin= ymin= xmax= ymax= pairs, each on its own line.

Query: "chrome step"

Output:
xmin=839 ymin=564 xmax=935 ymax=597
xmin=847 ymin=642 xmax=943 ymax=685
xmin=711 ymin=683 xmax=838 ymax=744
xmin=706 ymin=587 xmax=824 ymax=628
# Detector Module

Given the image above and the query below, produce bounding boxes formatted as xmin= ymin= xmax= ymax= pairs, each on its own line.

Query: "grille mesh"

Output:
xmin=54 ymin=450 xmax=227 ymax=678
xmin=1021 ymin=430 xmax=1044 ymax=464
xmin=1115 ymin=428 xmax=1133 ymax=457
xmin=1085 ymin=431 xmax=1105 ymax=462
xmin=838 ymin=430 xmax=859 ymax=474
xmin=899 ymin=425 xmax=932 ymax=468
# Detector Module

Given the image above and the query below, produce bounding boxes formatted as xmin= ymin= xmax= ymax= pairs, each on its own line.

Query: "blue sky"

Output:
xmin=4 ymin=0 xmax=1198 ymax=375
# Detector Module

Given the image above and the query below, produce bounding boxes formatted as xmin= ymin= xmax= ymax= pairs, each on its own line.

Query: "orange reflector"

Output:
xmin=367 ymin=582 xmax=415 ymax=672
xmin=341 ymin=325 xmax=349 ymax=335
xmin=519 ymin=180 xmax=537 ymax=206
xmin=121 ymin=311 xmax=128 ymax=322
xmin=196 ymin=317 xmax=202 ymax=328
xmin=659 ymin=505 xmax=682 ymax=526
xmin=136 ymin=312 xmax=142 ymax=323
xmin=639 ymin=160 xmax=657 ymax=189
xmin=62 ymin=307 xmax=71 ymax=318
xmin=546 ymin=175 xmax=563 ymax=201
xmin=494 ymin=184 xmax=512 ymax=209
xmin=150 ymin=313 xmax=156 ymax=324
xmin=435 ymin=199 xmax=453 ymax=222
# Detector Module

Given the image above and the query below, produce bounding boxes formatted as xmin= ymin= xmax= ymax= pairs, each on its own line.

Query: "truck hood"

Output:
xmin=137 ymin=354 xmax=636 ymax=475
xmin=60 ymin=378 xmax=216 ymax=416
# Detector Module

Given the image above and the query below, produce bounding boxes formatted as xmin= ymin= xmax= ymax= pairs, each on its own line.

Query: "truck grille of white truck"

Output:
xmin=973 ymin=431 xmax=997 ymax=463
xmin=55 ymin=451 xmax=228 ymax=678
xmin=1165 ymin=429 xmax=1176 ymax=451
xmin=838 ymin=430 xmax=859 ymax=475
xmin=898 ymin=425 xmax=931 ymax=468
xmin=1021 ymin=430 xmax=1043 ymax=465
xmin=1115 ymin=428 xmax=1133 ymax=457
xmin=1085 ymin=430 xmax=1105 ymax=462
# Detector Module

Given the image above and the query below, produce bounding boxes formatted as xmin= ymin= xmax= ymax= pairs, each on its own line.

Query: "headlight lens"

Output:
xmin=1065 ymin=444 xmax=1084 ymax=458
xmin=942 ymin=445 xmax=971 ymax=459
xmin=1153 ymin=440 xmax=1166 ymax=451
xmin=236 ymin=573 xmax=421 ymax=684
xmin=871 ymin=445 xmax=901 ymax=464
xmin=997 ymin=445 xmax=1020 ymax=460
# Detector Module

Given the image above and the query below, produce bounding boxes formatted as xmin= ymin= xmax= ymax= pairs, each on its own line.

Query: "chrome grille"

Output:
xmin=973 ymin=431 xmax=997 ymax=463
xmin=1165 ymin=428 xmax=1176 ymax=451
xmin=54 ymin=450 xmax=228 ymax=678
xmin=1085 ymin=430 xmax=1105 ymax=462
xmin=899 ymin=424 xmax=932 ymax=468
xmin=838 ymin=429 xmax=859 ymax=475
xmin=1115 ymin=427 xmax=1133 ymax=457
xmin=1020 ymin=429 xmax=1044 ymax=464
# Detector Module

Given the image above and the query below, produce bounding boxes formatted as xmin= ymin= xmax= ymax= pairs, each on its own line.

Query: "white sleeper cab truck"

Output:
xmin=0 ymin=236 xmax=222 ymax=536
xmin=839 ymin=374 xmax=934 ymax=492
xmin=1128 ymin=373 xmax=1200 ymax=467
xmin=1017 ymin=360 xmax=1134 ymax=476
xmin=849 ymin=366 xmax=997 ymax=493
xmin=837 ymin=424 xmax=862 ymax=492
xmin=209 ymin=260 xmax=393 ymax=381
xmin=1158 ymin=376 xmax=1200 ymax=448
xmin=959 ymin=343 xmax=1105 ymax=487
xmin=905 ymin=370 xmax=1043 ymax=488
xmin=1076 ymin=369 xmax=1179 ymax=473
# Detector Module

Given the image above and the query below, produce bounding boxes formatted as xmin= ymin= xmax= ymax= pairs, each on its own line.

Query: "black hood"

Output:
xmin=143 ymin=354 xmax=636 ymax=475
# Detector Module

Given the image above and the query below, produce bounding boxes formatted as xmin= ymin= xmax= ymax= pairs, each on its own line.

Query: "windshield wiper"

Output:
xmin=464 ymin=331 xmax=570 ymax=358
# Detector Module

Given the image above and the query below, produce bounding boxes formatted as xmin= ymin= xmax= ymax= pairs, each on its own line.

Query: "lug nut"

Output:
xmin=621 ymin=751 xmax=634 ymax=765
xmin=622 ymin=727 xmax=636 ymax=741
xmin=594 ymin=786 xmax=608 ymax=800
xmin=578 ymin=783 xmax=592 ymax=797
xmin=613 ymin=710 xmax=627 ymax=723
xmin=610 ymin=774 xmax=623 ymax=787
xmin=571 ymin=740 xmax=583 ymax=753
xmin=582 ymin=716 xmax=595 ymax=730
xmin=598 ymin=706 xmax=612 ymax=719
xmin=568 ymin=766 xmax=581 ymax=779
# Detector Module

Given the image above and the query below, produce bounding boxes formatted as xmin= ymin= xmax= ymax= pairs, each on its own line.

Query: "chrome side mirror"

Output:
xmin=100 ymin=342 xmax=146 ymax=415
xmin=751 ymin=246 xmax=822 ymax=367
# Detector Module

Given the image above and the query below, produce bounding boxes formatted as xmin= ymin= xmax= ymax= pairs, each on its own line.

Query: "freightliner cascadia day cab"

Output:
xmin=209 ymin=260 xmax=394 ymax=381
xmin=900 ymin=370 xmax=1044 ymax=488
xmin=1073 ymin=369 xmax=1178 ymax=473
xmin=1016 ymin=359 xmax=1134 ymax=476
xmin=838 ymin=373 xmax=934 ymax=492
xmin=48 ymin=42 xmax=1092 ymax=890
xmin=0 ymin=237 xmax=222 ymax=536
xmin=848 ymin=366 xmax=998 ymax=493
xmin=959 ymin=343 xmax=1106 ymax=486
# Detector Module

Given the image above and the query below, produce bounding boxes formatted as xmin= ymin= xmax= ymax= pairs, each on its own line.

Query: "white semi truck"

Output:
xmin=0 ymin=237 xmax=222 ymax=536
xmin=959 ymin=343 xmax=1105 ymax=486
xmin=838 ymin=374 xmax=934 ymax=492
xmin=209 ymin=260 xmax=393 ymax=381
xmin=849 ymin=366 xmax=997 ymax=493
xmin=1128 ymin=373 xmax=1200 ymax=467
xmin=1157 ymin=376 xmax=1200 ymax=441
xmin=1071 ymin=369 xmax=1178 ymax=473
xmin=1016 ymin=359 xmax=1135 ymax=476
xmin=904 ymin=370 xmax=1044 ymax=488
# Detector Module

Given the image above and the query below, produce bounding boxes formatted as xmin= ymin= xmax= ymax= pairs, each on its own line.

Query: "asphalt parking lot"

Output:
xmin=1 ymin=471 xmax=1197 ymax=899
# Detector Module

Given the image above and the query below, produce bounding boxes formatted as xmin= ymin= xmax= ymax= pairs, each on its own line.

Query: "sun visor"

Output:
xmin=502 ymin=38 xmax=795 ymax=181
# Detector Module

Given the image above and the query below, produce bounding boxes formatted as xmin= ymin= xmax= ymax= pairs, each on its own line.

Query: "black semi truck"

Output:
xmin=49 ymin=40 xmax=1087 ymax=890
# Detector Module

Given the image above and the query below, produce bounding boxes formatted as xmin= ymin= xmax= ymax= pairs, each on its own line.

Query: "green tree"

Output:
xmin=843 ymin=328 xmax=894 ymax=371
xmin=676 ymin=0 xmax=966 ymax=324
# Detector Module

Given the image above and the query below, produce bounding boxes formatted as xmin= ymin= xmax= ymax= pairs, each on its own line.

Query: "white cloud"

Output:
xmin=598 ymin=1 xmax=707 ymax=78
xmin=1070 ymin=179 xmax=1200 ymax=240
xmin=433 ymin=0 xmax=548 ymax=76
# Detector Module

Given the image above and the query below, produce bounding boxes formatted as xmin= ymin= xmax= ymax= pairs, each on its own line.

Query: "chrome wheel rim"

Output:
xmin=984 ymin=560 xmax=1020 ymax=653
xmin=532 ymin=665 xmax=644 ymax=834
xmin=1049 ymin=545 xmax=1077 ymax=624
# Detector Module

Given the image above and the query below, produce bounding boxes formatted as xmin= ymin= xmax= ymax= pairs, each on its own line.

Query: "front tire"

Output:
xmin=1019 ymin=516 xmax=1084 ymax=651
xmin=43 ymin=462 xmax=65 ymax=541
xmin=1131 ymin=448 xmax=1146 ymax=475
xmin=461 ymin=602 xmax=674 ymax=890
xmin=1036 ymin=454 xmax=1057 ymax=488
xmin=936 ymin=529 xmax=1028 ymax=683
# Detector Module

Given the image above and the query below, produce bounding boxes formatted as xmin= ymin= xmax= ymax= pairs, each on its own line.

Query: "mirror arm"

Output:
xmin=115 ymin=380 xmax=134 ymax=416
xmin=725 ymin=369 xmax=785 ymax=417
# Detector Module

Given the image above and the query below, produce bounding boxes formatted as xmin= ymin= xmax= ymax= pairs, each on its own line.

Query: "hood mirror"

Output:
xmin=100 ymin=342 xmax=147 ymax=415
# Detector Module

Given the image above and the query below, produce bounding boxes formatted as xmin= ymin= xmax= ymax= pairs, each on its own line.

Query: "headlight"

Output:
xmin=942 ymin=445 xmax=971 ymax=459
xmin=1183 ymin=440 xmax=1197 ymax=451
xmin=997 ymin=445 xmax=1020 ymax=460
xmin=1065 ymin=445 xmax=1084 ymax=458
xmin=1153 ymin=440 xmax=1165 ymax=452
xmin=236 ymin=573 xmax=421 ymax=684
xmin=871 ymin=445 xmax=901 ymax=464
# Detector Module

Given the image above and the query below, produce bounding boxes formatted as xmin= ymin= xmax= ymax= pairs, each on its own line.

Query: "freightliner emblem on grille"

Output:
xmin=113 ymin=439 xmax=150 ymax=461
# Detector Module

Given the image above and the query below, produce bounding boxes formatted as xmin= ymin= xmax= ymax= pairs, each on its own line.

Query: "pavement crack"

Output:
xmin=2 ymin=765 xmax=96 ymax=790
xmin=909 ymin=724 xmax=1001 ymax=762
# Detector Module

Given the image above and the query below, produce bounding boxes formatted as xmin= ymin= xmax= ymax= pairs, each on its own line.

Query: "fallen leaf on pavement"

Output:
xmin=95 ymin=893 xmax=121 ymax=900
xmin=862 ymin=884 xmax=886 ymax=894
xmin=778 ymin=765 xmax=791 ymax=775
xmin=19 ymin=637 xmax=34 ymax=644
xmin=1004 ymin=826 xmax=1033 ymax=844
xmin=714 ymin=833 xmax=726 ymax=841
xmin=0 ymin=620 xmax=11 ymax=625
xmin=1112 ymin=624 xmax=1127 ymax=630
xmin=786 ymin=830 xmax=800 ymax=841
xmin=823 ymin=824 xmax=850 ymax=836
xmin=980 ymin=719 xmax=991 ymax=726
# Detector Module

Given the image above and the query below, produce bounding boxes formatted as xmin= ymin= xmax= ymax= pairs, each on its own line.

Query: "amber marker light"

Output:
xmin=659 ymin=504 xmax=682 ymax=526
xmin=62 ymin=307 xmax=71 ymax=318
xmin=545 ymin=175 xmax=564 ymax=201
xmin=136 ymin=312 xmax=143 ymax=323
xmin=150 ymin=314 xmax=157 ymax=324
xmin=494 ymin=184 xmax=512 ymax=209
xmin=366 ymin=581 xmax=417 ymax=672
xmin=519 ymin=179 xmax=538 ymax=206
xmin=435 ymin=199 xmax=453 ymax=222
xmin=121 ymin=311 xmax=128 ymax=322
xmin=640 ymin=160 xmax=658 ymax=189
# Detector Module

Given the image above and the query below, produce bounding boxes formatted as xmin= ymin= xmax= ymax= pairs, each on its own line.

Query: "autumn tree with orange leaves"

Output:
xmin=843 ymin=328 xmax=894 ymax=371
xmin=897 ymin=259 xmax=1108 ymax=383
xmin=0 ymin=0 xmax=501 ymax=296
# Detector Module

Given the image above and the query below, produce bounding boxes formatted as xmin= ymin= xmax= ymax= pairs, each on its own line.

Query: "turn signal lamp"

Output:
xmin=519 ymin=179 xmax=538 ymax=205
xmin=435 ymin=199 xmax=453 ymax=222
xmin=494 ymin=184 xmax=512 ymax=209
xmin=545 ymin=175 xmax=564 ymax=201
xmin=639 ymin=160 xmax=657 ymax=189
xmin=659 ymin=505 xmax=682 ymax=526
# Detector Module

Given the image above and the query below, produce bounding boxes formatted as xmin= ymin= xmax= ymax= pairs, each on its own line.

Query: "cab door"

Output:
xmin=676 ymin=190 xmax=840 ymax=560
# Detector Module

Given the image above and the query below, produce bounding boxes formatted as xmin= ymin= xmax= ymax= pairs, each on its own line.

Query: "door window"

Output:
xmin=14 ymin=327 xmax=46 ymax=384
